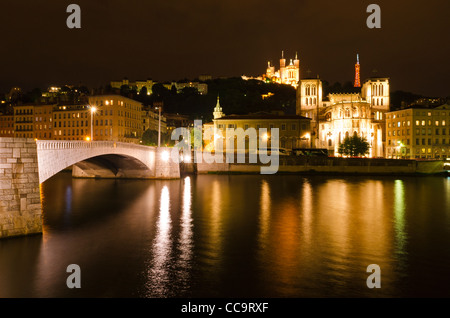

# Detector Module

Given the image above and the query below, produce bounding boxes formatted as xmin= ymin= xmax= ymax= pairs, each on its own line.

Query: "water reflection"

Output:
xmin=301 ymin=179 xmax=313 ymax=247
xmin=148 ymin=186 xmax=172 ymax=297
xmin=258 ymin=180 xmax=271 ymax=250
xmin=394 ymin=179 xmax=407 ymax=253
xmin=176 ymin=177 xmax=193 ymax=291
xmin=2 ymin=174 xmax=450 ymax=297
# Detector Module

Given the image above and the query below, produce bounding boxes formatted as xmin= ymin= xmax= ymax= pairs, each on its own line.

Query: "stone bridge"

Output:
xmin=0 ymin=137 xmax=180 ymax=239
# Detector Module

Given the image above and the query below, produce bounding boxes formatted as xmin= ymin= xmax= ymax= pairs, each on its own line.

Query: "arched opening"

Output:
xmin=71 ymin=154 xmax=153 ymax=179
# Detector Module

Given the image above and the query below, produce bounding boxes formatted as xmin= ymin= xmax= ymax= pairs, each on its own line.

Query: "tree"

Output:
xmin=338 ymin=135 xmax=370 ymax=157
xmin=141 ymin=129 xmax=175 ymax=147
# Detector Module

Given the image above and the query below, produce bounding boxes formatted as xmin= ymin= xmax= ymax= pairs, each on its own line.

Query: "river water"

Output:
xmin=1 ymin=172 xmax=450 ymax=298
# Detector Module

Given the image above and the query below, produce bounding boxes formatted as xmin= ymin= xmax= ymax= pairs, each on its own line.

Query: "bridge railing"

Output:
xmin=36 ymin=140 xmax=156 ymax=151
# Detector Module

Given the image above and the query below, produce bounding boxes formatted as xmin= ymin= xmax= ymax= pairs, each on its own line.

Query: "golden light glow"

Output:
xmin=161 ymin=150 xmax=170 ymax=162
xmin=91 ymin=106 xmax=97 ymax=113
xmin=85 ymin=136 xmax=91 ymax=141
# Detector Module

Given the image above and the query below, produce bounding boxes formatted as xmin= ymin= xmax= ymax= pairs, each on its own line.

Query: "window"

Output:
xmin=281 ymin=124 xmax=286 ymax=130
xmin=291 ymin=124 xmax=297 ymax=130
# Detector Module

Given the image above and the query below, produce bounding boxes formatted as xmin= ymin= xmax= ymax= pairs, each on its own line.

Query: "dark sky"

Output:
xmin=1 ymin=0 xmax=449 ymax=97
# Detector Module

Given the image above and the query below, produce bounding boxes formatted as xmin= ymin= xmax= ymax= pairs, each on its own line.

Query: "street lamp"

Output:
xmin=90 ymin=106 xmax=97 ymax=141
xmin=155 ymin=106 xmax=162 ymax=147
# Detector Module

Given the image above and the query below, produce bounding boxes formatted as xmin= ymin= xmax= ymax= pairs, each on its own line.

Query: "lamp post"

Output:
xmin=155 ymin=106 xmax=161 ymax=147
xmin=90 ymin=106 xmax=97 ymax=141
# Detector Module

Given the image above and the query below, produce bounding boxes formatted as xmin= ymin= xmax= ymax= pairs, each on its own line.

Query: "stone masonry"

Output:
xmin=0 ymin=138 xmax=42 ymax=239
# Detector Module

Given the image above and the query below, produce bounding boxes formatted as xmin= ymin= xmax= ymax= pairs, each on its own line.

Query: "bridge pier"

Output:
xmin=0 ymin=138 xmax=42 ymax=239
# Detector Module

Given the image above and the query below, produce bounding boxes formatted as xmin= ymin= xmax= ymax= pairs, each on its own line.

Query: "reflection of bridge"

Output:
xmin=0 ymin=138 xmax=179 ymax=239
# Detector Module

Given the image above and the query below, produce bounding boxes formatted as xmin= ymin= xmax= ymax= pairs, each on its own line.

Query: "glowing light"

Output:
xmin=91 ymin=106 xmax=97 ymax=113
xmin=262 ymin=133 xmax=269 ymax=141
xmin=184 ymin=154 xmax=191 ymax=163
xmin=85 ymin=136 xmax=90 ymax=141
xmin=303 ymin=133 xmax=310 ymax=139
xmin=161 ymin=150 xmax=170 ymax=162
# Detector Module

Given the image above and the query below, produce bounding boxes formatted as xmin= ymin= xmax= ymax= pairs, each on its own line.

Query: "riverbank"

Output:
xmin=186 ymin=157 xmax=446 ymax=176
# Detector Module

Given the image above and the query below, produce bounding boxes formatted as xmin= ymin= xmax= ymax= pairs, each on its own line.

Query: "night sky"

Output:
xmin=1 ymin=0 xmax=449 ymax=97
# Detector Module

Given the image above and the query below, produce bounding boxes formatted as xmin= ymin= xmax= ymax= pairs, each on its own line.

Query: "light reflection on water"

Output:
xmin=1 ymin=173 xmax=450 ymax=297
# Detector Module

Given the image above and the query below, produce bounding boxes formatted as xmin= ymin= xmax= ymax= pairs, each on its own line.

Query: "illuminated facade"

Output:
xmin=297 ymin=77 xmax=390 ymax=157
xmin=385 ymin=104 xmax=450 ymax=159
xmin=265 ymin=51 xmax=300 ymax=88
xmin=0 ymin=115 xmax=14 ymax=137
xmin=206 ymin=97 xmax=312 ymax=151
xmin=88 ymin=95 xmax=143 ymax=143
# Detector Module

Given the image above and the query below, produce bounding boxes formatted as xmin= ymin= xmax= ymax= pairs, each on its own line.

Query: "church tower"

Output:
xmin=213 ymin=95 xmax=224 ymax=119
xmin=279 ymin=51 xmax=286 ymax=82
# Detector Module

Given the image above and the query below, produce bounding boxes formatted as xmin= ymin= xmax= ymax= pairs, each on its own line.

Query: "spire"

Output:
xmin=354 ymin=53 xmax=361 ymax=88
xmin=216 ymin=95 xmax=221 ymax=109
xmin=281 ymin=50 xmax=284 ymax=59
xmin=213 ymin=94 xmax=224 ymax=119
xmin=295 ymin=51 xmax=298 ymax=59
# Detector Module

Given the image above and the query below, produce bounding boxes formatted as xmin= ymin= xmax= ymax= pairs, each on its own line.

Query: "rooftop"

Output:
xmin=217 ymin=111 xmax=310 ymax=121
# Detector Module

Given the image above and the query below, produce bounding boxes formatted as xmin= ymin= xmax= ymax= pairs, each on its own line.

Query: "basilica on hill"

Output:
xmin=239 ymin=51 xmax=389 ymax=157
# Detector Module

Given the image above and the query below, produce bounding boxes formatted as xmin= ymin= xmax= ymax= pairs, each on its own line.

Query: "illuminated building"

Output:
xmin=142 ymin=107 xmax=167 ymax=133
xmin=205 ymin=97 xmax=311 ymax=151
xmin=243 ymin=51 xmax=300 ymax=89
xmin=13 ymin=105 xmax=34 ymax=138
xmin=52 ymin=104 xmax=90 ymax=140
xmin=297 ymin=73 xmax=390 ymax=157
xmin=385 ymin=104 xmax=450 ymax=159
xmin=88 ymin=95 xmax=143 ymax=143
xmin=0 ymin=115 xmax=14 ymax=137
xmin=111 ymin=78 xmax=155 ymax=95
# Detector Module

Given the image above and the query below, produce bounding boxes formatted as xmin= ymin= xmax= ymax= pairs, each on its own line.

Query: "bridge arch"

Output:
xmin=36 ymin=141 xmax=179 ymax=183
